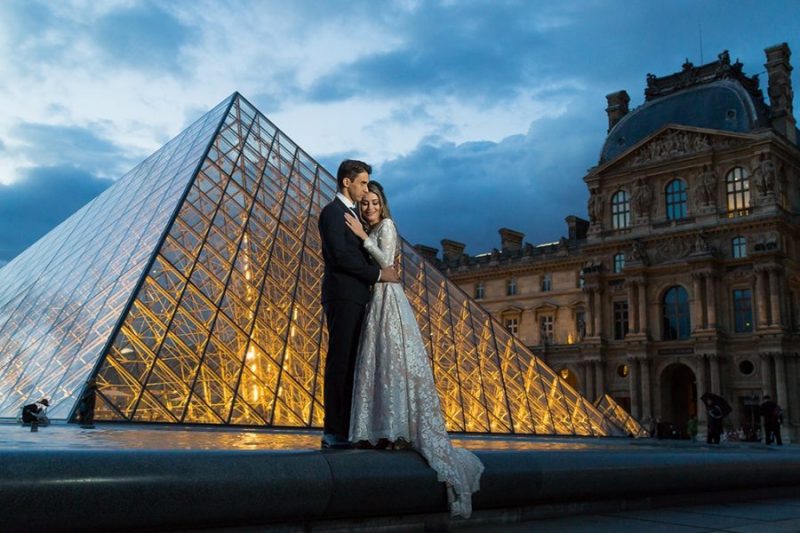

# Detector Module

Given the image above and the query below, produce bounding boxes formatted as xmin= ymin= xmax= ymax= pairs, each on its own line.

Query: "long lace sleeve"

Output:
xmin=363 ymin=219 xmax=398 ymax=269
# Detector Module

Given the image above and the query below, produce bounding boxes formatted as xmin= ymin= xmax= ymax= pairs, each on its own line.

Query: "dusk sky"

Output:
xmin=0 ymin=1 xmax=798 ymax=265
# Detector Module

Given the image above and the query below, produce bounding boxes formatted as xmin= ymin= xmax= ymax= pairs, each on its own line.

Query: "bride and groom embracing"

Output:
xmin=318 ymin=159 xmax=484 ymax=518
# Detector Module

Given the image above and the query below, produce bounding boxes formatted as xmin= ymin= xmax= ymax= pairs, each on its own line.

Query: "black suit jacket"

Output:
xmin=319 ymin=197 xmax=379 ymax=305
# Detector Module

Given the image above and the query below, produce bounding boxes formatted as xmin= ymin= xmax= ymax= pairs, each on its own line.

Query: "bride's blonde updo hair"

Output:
xmin=367 ymin=180 xmax=392 ymax=220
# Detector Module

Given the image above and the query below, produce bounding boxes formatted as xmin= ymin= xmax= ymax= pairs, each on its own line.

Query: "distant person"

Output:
xmin=760 ymin=395 xmax=783 ymax=446
xmin=77 ymin=378 xmax=98 ymax=428
xmin=687 ymin=415 xmax=698 ymax=442
xmin=21 ymin=398 xmax=49 ymax=425
xmin=706 ymin=403 xmax=724 ymax=444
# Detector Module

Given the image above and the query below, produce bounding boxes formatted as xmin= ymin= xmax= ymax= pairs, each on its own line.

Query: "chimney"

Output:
xmin=765 ymin=43 xmax=797 ymax=143
xmin=605 ymin=90 xmax=630 ymax=132
xmin=498 ymin=228 xmax=524 ymax=252
xmin=565 ymin=215 xmax=590 ymax=240
xmin=413 ymin=244 xmax=439 ymax=263
xmin=440 ymin=239 xmax=466 ymax=262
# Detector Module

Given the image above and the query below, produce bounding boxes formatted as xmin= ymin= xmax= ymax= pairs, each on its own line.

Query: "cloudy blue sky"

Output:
xmin=0 ymin=1 xmax=798 ymax=264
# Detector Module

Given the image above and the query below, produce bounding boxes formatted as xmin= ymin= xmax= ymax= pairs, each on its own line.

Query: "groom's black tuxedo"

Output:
xmin=318 ymin=196 xmax=380 ymax=438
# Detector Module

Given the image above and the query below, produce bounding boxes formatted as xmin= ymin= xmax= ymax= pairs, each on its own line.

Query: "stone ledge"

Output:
xmin=2 ymin=447 xmax=799 ymax=531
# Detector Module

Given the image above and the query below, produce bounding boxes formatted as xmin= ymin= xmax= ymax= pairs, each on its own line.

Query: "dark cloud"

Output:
xmin=308 ymin=1 xmax=548 ymax=103
xmin=379 ymin=98 xmax=606 ymax=255
xmin=0 ymin=166 xmax=112 ymax=261
xmin=92 ymin=3 xmax=193 ymax=72
xmin=13 ymin=122 xmax=138 ymax=179
xmin=0 ymin=1 xmax=192 ymax=73
xmin=306 ymin=1 xmax=800 ymax=108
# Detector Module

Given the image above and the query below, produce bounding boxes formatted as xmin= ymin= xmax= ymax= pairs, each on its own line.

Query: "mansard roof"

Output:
xmin=600 ymin=52 xmax=771 ymax=164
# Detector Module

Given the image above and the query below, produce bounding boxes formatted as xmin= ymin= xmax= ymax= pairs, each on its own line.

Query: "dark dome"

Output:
xmin=600 ymin=80 xmax=769 ymax=163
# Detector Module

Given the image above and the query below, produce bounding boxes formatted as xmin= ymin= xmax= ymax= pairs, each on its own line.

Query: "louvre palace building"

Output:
xmin=428 ymin=43 xmax=800 ymax=441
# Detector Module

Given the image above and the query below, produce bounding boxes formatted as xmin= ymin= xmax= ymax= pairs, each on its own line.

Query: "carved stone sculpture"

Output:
xmin=588 ymin=189 xmax=605 ymax=224
xmin=632 ymin=179 xmax=654 ymax=217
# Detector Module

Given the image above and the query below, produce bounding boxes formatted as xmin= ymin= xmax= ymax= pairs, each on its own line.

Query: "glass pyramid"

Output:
xmin=0 ymin=93 xmax=634 ymax=436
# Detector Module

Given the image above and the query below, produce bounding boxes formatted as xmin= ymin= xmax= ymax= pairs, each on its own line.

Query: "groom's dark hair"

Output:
xmin=336 ymin=159 xmax=372 ymax=190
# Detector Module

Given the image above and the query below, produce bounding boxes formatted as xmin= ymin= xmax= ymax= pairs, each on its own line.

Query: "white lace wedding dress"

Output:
xmin=349 ymin=218 xmax=484 ymax=518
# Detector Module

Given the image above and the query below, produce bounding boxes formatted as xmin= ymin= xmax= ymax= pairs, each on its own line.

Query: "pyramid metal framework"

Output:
xmin=0 ymin=93 xmax=635 ymax=436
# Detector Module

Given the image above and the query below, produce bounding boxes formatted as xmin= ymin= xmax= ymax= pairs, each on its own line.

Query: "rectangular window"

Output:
xmin=504 ymin=317 xmax=519 ymax=335
xmin=733 ymin=289 xmax=753 ymax=333
xmin=613 ymin=253 xmax=625 ymax=273
xmin=506 ymin=278 xmax=517 ymax=296
xmin=731 ymin=237 xmax=747 ymax=258
xmin=475 ymin=281 xmax=484 ymax=299
xmin=541 ymin=273 xmax=551 ymax=292
xmin=614 ymin=301 xmax=629 ymax=340
xmin=539 ymin=315 xmax=554 ymax=344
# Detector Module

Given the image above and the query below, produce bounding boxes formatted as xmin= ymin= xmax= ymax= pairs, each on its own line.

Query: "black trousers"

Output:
xmin=323 ymin=300 xmax=367 ymax=437
xmin=764 ymin=423 xmax=783 ymax=445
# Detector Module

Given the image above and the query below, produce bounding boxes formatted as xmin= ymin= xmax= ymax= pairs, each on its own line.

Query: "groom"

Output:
xmin=318 ymin=159 xmax=399 ymax=449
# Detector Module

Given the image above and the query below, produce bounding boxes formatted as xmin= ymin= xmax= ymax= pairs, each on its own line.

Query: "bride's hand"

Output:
xmin=344 ymin=212 xmax=368 ymax=240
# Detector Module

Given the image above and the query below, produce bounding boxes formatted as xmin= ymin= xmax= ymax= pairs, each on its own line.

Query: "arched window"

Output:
xmin=662 ymin=286 xmax=690 ymax=340
xmin=611 ymin=190 xmax=630 ymax=229
xmin=726 ymin=167 xmax=750 ymax=216
xmin=665 ymin=179 xmax=687 ymax=220
xmin=731 ymin=236 xmax=747 ymax=258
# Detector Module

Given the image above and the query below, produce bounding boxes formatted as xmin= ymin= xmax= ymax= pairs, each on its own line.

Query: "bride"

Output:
xmin=344 ymin=181 xmax=484 ymax=518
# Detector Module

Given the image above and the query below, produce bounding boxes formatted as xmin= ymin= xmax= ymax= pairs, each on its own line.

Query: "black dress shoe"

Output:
xmin=321 ymin=433 xmax=352 ymax=449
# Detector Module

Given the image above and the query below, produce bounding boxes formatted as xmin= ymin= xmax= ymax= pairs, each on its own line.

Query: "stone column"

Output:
xmin=705 ymin=273 xmax=717 ymax=329
xmin=692 ymin=273 xmax=704 ymax=330
xmin=585 ymin=289 xmax=595 ymax=336
xmin=638 ymin=281 xmax=648 ymax=336
xmin=627 ymin=281 xmax=638 ymax=333
xmin=709 ymin=354 xmax=721 ymax=395
xmin=580 ymin=361 xmax=590 ymax=399
xmin=696 ymin=355 xmax=708 ymax=425
xmin=769 ymin=267 xmax=782 ymax=327
xmin=756 ymin=267 xmax=769 ymax=328
xmin=628 ymin=357 xmax=640 ymax=419
xmin=774 ymin=353 xmax=788 ymax=414
xmin=594 ymin=361 xmax=605 ymax=401
xmin=640 ymin=357 xmax=652 ymax=419
xmin=760 ymin=352 xmax=774 ymax=397
xmin=593 ymin=289 xmax=603 ymax=338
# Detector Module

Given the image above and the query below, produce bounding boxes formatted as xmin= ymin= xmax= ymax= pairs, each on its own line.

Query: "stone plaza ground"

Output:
xmin=1 ymin=422 xmax=799 ymax=531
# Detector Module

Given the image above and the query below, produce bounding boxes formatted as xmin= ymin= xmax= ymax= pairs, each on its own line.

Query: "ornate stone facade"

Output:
xmin=427 ymin=44 xmax=800 ymax=441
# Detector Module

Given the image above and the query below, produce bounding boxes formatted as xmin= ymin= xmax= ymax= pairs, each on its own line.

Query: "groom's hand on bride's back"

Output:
xmin=380 ymin=266 xmax=401 ymax=283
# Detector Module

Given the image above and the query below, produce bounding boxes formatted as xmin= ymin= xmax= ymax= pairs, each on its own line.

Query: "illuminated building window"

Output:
xmin=731 ymin=236 xmax=747 ymax=258
xmin=541 ymin=273 xmax=551 ymax=292
xmin=613 ymin=253 xmax=625 ymax=273
xmin=613 ymin=301 xmax=628 ymax=340
xmin=504 ymin=317 xmax=519 ymax=335
xmin=577 ymin=269 xmax=585 ymax=288
xmin=733 ymin=289 xmax=753 ymax=333
xmin=665 ymin=178 xmax=687 ymax=220
xmin=617 ymin=364 xmax=629 ymax=378
xmin=611 ymin=190 xmax=631 ymax=229
xmin=539 ymin=315 xmax=554 ymax=345
xmin=726 ymin=167 xmax=750 ymax=217
xmin=474 ymin=281 xmax=485 ymax=299
xmin=662 ymin=286 xmax=690 ymax=340
xmin=507 ymin=277 xmax=517 ymax=296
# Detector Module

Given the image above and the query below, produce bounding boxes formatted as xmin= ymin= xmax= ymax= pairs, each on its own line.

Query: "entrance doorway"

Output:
xmin=659 ymin=363 xmax=697 ymax=438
